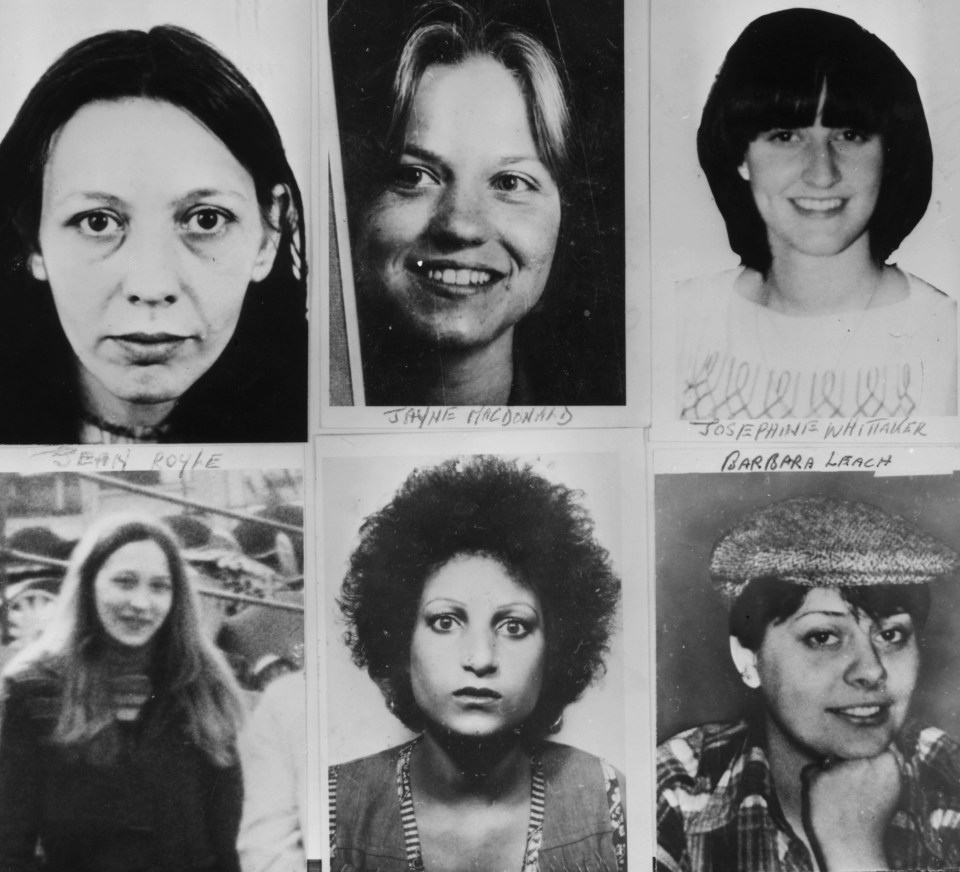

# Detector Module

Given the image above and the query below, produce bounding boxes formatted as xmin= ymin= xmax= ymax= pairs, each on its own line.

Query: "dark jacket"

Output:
xmin=0 ymin=668 xmax=242 ymax=872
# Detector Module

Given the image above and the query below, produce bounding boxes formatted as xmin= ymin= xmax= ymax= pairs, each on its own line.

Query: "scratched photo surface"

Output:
xmin=0 ymin=466 xmax=305 ymax=868
xmin=328 ymin=0 xmax=625 ymax=408
xmin=651 ymin=0 xmax=960 ymax=425
xmin=656 ymin=469 xmax=960 ymax=742
xmin=0 ymin=0 xmax=311 ymax=444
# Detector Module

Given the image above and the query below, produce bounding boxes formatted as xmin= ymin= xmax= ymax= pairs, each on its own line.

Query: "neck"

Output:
xmin=763 ymin=237 xmax=883 ymax=316
xmin=370 ymin=329 xmax=516 ymax=406
xmin=101 ymin=635 xmax=155 ymax=675
xmin=410 ymin=727 xmax=531 ymax=803
xmin=764 ymin=711 xmax=819 ymax=838
xmin=78 ymin=367 xmax=176 ymax=431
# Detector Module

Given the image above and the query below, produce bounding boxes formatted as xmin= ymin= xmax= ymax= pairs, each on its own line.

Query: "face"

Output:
xmin=359 ymin=57 xmax=562 ymax=349
xmin=739 ymin=87 xmax=883 ymax=263
xmin=34 ymin=98 xmax=280 ymax=411
xmin=409 ymin=553 xmax=546 ymax=738
xmin=750 ymin=587 xmax=918 ymax=761
xmin=93 ymin=539 xmax=174 ymax=648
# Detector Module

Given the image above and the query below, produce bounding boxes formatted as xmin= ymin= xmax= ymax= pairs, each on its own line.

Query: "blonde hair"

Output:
xmin=3 ymin=513 xmax=245 ymax=766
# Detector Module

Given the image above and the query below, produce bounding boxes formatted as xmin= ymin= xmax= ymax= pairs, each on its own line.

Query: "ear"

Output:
xmin=729 ymin=635 xmax=761 ymax=689
xmin=29 ymin=252 xmax=48 ymax=282
xmin=250 ymin=183 xmax=288 ymax=283
xmin=737 ymin=161 xmax=750 ymax=182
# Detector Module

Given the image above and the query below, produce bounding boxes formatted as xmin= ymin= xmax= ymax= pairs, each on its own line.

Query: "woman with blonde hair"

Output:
xmin=0 ymin=513 xmax=246 ymax=871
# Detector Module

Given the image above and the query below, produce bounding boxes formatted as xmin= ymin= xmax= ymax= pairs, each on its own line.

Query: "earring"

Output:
xmin=740 ymin=666 xmax=760 ymax=689
xmin=549 ymin=713 xmax=564 ymax=733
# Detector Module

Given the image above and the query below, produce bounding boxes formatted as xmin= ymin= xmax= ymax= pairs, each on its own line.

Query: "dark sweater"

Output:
xmin=0 ymin=667 xmax=242 ymax=872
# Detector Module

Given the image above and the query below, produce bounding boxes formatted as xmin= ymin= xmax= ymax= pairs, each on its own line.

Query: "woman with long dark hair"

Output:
xmin=0 ymin=25 xmax=307 ymax=443
xmin=0 ymin=514 xmax=246 ymax=870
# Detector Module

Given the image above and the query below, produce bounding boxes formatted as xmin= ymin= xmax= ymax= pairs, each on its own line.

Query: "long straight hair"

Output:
xmin=4 ymin=513 xmax=245 ymax=766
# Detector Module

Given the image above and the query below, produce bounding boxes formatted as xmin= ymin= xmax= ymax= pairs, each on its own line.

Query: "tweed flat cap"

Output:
xmin=710 ymin=496 xmax=960 ymax=605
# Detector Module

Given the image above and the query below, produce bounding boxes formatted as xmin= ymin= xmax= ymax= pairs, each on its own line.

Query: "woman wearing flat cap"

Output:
xmin=657 ymin=496 xmax=960 ymax=872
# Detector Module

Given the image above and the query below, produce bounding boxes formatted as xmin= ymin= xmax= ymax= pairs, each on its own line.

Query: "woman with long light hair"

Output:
xmin=0 ymin=513 xmax=246 ymax=871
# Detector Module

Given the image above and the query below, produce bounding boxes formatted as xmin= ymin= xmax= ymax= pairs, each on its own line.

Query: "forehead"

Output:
xmin=43 ymin=97 xmax=255 ymax=199
xmin=407 ymin=57 xmax=539 ymax=159
xmin=419 ymin=553 xmax=539 ymax=610
xmin=98 ymin=538 xmax=170 ymax=576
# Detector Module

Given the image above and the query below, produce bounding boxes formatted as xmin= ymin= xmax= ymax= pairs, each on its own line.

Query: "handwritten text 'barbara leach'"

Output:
xmin=693 ymin=416 xmax=928 ymax=441
xmin=28 ymin=446 xmax=222 ymax=477
xmin=721 ymin=450 xmax=893 ymax=472
xmin=382 ymin=405 xmax=574 ymax=429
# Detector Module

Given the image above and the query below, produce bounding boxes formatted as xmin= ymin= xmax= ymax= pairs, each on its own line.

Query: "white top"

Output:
xmin=677 ymin=268 xmax=958 ymax=420
xmin=238 ymin=672 xmax=307 ymax=872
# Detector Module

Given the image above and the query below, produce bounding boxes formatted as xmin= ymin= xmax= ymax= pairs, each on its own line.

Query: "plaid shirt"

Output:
xmin=657 ymin=719 xmax=960 ymax=872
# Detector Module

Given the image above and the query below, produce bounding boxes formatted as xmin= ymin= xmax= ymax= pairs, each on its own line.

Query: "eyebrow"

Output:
xmin=51 ymin=187 xmax=251 ymax=211
xmin=401 ymin=143 xmax=545 ymax=167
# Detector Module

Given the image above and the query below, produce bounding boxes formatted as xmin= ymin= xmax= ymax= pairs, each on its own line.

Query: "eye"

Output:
xmin=183 ymin=208 xmax=233 ymax=234
xmin=875 ymin=623 xmax=912 ymax=650
xmin=492 ymin=173 xmax=537 ymax=194
xmin=110 ymin=571 xmax=138 ymax=590
xmin=150 ymin=578 xmax=173 ymax=595
xmin=802 ymin=629 xmax=841 ymax=650
xmin=427 ymin=613 xmax=460 ymax=633
xmin=835 ymin=129 xmax=873 ymax=145
xmin=393 ymin=164 xmax=440 ymax=189
xmin=765 ymin=129 xmax=800 ymax=144
xmin=498 ymin=618 xmax=531 ymax=638
xmin=72 ymin=210 xmax=123 ymax=238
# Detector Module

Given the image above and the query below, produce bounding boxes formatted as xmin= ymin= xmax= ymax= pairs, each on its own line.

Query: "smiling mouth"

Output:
xmin=411 ymin=260 xmax=505 ymax=292
xmin=791 ymin=197 xmax=846 ymax=215
xmin=828 ymin=703 xmax=891 ymax=726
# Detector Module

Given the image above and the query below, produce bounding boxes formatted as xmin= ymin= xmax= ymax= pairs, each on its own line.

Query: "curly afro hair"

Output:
xmin=338 ymin=455 xmax=621 ymax=737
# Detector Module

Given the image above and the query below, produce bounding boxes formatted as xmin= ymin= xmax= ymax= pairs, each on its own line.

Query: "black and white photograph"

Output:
xmin=656 ymin=460 xmax=960 ymax=872
xmin=651 ymin=0 xmax=960 ymax=431
xmin=320 ymin=432 xmax=640 ymax=872
xmin=0 ymin=463 xmax=306 ymax=870
xmin=0 ymin=0 xmax=312 ymax=444
xmin=327 ymin=0 xmax=626 ymax=413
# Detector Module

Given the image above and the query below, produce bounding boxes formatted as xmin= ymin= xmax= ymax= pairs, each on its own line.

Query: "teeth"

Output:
xmin=842 ymin=705 xmax=881 ymax=716
xmin=794 ymin=197 xmax=844 ymax=211
xmin=426 ymin=267 xmax=493 ymax=286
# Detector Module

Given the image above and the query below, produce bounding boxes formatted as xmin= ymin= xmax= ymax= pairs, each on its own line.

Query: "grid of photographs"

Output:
xmin=0 ymin=0 xmax=959 ymax=871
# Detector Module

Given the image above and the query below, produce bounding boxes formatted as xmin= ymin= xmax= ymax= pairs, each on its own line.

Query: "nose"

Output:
xmin=844 ymin=632 xmax=887 ymax=689
xmin=127 ymin=584 xmax=151 ymax=612
xmin=461 ymin=628 xmax=497 ymax=677
xmin=122 ymin=229 xmax=181 ymax=306
xmin=801 ymin=137 xmax=841 ymax=189
xmin=428 ymin=180 xmax=489 ymax=248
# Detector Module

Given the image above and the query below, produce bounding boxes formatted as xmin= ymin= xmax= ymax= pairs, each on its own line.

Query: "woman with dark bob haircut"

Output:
xmin=330 ymin=455 xmax=625 ymax=871
xmin=0 ymin=514 xmax=247 ymax=870
xmin=0 ymin=25 xmax=307 ymax=443
xmin=331 ymin=0 xmax=625 ymax=406
xmin=677 ymin=9 xmax=956 ymax=421
xmin=658 ymin=497 xmax=960 ymax=872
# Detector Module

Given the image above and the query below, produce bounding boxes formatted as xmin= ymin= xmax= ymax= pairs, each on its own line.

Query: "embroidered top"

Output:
xmin=676 ymin=268 xmax=958 ymax=420
xmin=657 ymin=719 xmax=960 ymax=872
xmin=330 ymin=737 xmax=625 ymax=872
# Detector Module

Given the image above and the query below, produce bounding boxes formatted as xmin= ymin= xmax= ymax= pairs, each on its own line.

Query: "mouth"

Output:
xmin=110 ymin=333 xmax=191 ymax=364
xmin=453 ymin=687 xmax=502 ymax=704
xmin=117 ymin=616 xmax=154 ymax=633
xmin=827 ymin=702 xmax=891 ymax=726
xmin=409 ymin=259 xmax=506 ymax=294
xmin=790 ymin=197 xmax=846 ymax=217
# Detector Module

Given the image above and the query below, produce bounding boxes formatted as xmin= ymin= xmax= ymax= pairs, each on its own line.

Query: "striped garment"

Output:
xmin=657 ymin=719 xmax=960 ymax=872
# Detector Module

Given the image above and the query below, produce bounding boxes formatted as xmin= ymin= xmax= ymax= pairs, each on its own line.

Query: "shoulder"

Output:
xmin=538 ymin=741 xmax=618 ymax=787
xmin=0 ymin=658 xmax=63 ymax=724
xmin=330 ymin=742 xmax=408 ymax=784
xmin=901 ymin=271 xmax=958 ymax=313
xmin=658 ymin=721 xmax=749 ymax=789
xmin=676 ymin=267 xmax=747 ymax=307
xmin=903 ymin=723 xmax=960 ymax=788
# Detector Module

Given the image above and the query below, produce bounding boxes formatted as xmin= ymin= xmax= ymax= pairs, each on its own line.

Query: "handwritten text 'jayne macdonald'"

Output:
xmin=28 ymin=446 xmax=222 ymax=478
xmin=381 ymin=405 xmax=574 ymax=429
xmin=693 ymin=416 xmax=929 ymax=441
xmin=721 ymin=450 xmax=894 ymax=473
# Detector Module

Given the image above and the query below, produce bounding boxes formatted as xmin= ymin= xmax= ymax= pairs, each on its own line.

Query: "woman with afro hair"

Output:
xmin=329 ymin=455 xmax=624 ymax=872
